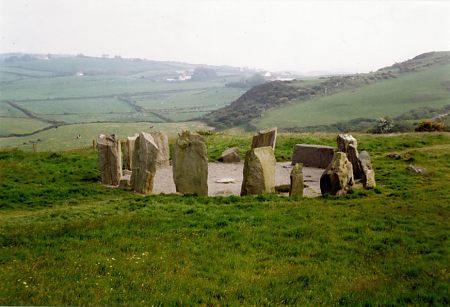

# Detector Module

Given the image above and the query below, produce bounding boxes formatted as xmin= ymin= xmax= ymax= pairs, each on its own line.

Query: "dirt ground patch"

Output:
xmin=153 ymin=162 xmax=323 ymax=197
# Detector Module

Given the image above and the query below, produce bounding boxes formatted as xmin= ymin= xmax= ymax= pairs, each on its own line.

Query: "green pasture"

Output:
xmin=42 ymin=112 xmax=164 ymax=125
xmin=255 ymin=64 xmax=450 ymax=130
xmin=0 ymin=121 xmax=209 ymax=151
xmin=0 ymin=133 xmax=449 ymax=305
xmin=16 ymin=97 xmax=134 ymax=116
xmin=0 ymin=118 xmax=50 ymax=137
xmin=135 ymin=87 xmax=245 ymax=110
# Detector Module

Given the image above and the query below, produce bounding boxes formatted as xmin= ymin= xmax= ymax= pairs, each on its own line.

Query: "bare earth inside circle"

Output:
xmin=152 ymin=162 xmax=323 ymax=197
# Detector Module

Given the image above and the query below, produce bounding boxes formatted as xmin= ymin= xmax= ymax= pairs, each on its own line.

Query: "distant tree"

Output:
xmin=373 ymin=117 xmax=394 ymax=134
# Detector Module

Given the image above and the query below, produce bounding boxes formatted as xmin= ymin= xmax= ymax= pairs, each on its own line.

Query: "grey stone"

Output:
xmin=218 ymin=147 xmax=240 ymax=163
xmin=173 ymin=131 xmax=208 ymax=196
xmin=290 ymin=163 xmax=304 ymax=197
xmin=251 ymin=127 xmax=277 ymax=150
xmin=320 ymin=152 xmax=354 ymax=196
xmin=97 ymin=134 xmax=122 ymax=186
xmin=337 ymin=134 xmax=363 ymax=179
xmin=359 ymin=151 xmax=376 ymax=188
xmin=406 ymin=165 xmax=429 ymax=175
xmin=130 ymin=132 xmax=159 ymax=194
xmin=241 ymin=146 xmax=276 ymax=195
xmin=150 ymin=131 xmax=170 ymax=168
xmin=119 ymin=174 xmax=131 ymax=189
xmin=123 ymin=134 xmax=138 ymax=170
xmin=291 ymin=144 xmax=334 ymax=168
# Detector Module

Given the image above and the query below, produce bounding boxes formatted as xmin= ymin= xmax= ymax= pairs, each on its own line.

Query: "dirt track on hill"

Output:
xmin=152 ymin=162 xmax=323 ymax=197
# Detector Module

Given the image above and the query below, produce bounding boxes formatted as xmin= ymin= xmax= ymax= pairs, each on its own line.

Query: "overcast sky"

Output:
xmin=1 ymin=0 xmax=449 ymax=73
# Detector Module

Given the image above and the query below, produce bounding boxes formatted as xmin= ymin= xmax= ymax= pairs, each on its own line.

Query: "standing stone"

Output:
xmin=241 ymin=146 xmax=276 ymax=195
xmin=320 ymin=152 xmax=354 ymax=196
xmin=218 ymin=147 xmax=240 ymax=163
xmin=251 ymin=127 xmax=277 ymax=150
xmin=130 ymin=132 xmax=159 ymax=194
xmin=150 ymin=131 xmax=170 ymax=168
xmin=119 ymin=170 xmax=132 ymax=189
xmin=359 ymin=151 xmax=376 ymax=189
xmin=97 ymin=134 xmax=122 ymax=186
xmin=291 ymin=144 xmax=334 ymax=168
xmin=289 ymin=163 xmax=304 ymax=197
xmin=124 ymin=134 xmax=138 ymax=170
xmin=173 ymin=131 xmax=208 ymax=196
xmin=336 ymin=134 xmax=363 ymax=179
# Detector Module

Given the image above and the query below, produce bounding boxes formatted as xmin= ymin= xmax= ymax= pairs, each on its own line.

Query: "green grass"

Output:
xmin=255 ymin=64 xmax=450 ymax=130
xmin=0 ymin=133 xmax=449 ymax=305
xmin=0 ymin=118 xmax=50 ymax=137
xmin=0 ymin=121 xmax=209 ymax=151
xmin=17 ymin=97 xmax=134 ymax=116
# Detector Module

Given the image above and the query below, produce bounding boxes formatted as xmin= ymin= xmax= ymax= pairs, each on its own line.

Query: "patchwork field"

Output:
xmin=0 ymin=56 xmax=247 ymax=138
xmin=0 ymin=132 xmax=449 ymax=305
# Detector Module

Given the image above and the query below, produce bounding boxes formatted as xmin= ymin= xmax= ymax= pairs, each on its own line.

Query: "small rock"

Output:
xmin=218 ymin=147 xmax=240 ymax=163
xmin=387 ymin=153 xmax=402 ymax=160
xmin=215 ymin=178 xmax=236 ymax=184
xmin=406 ymin=165 xmax=429 ymax=175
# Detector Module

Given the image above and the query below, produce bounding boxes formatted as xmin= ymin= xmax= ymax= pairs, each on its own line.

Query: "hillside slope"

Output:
xmin=205 ymin=51 xmax=450 ymax=131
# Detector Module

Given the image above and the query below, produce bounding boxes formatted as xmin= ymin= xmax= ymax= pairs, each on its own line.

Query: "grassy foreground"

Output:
xmin=0 ymin=133 xmax=449 ymax=305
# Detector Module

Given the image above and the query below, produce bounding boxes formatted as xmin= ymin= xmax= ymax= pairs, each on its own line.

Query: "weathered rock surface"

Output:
xmin=130 ymin=132 xmax=159 ymax=194
xmin=337 ymin=134 xmax=363 ymax=179
xmin=150 ymin=131 xmax=170 ymax=168
xmin=320 ymin=152 xmax=354 ymax=196
xmin=123 ymin=134 xmax=138 ymax=170
xmin=359 ymin=151 xmax=376 ymax=188
xmin=292 ymin=144 xmax=334 ymax=168
xmin=218 ymin=147 xmax=240 ymax=163
xmin=173 ymin=131 xmax=208 ymax=196
xmin=97 ymin=134 xmax=122 ymax=186
xmin=337 ymin=134 xmax=357 ymax=152
xmin=289 ymin=163 xmax=304 ymax=197
xmin=241 ymin=146 xmax=276 ymax=195
xmin=251 ymin=127 xmax=277 ymax=150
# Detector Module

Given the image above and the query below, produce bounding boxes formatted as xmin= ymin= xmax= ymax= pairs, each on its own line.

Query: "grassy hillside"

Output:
xmin=255 ymin=63 xmax=450 ymax=130
xmin=0 ymin=55 xmax=248 ymax=137
xmin=206 ymin=51 xmax=450 ymax=131
xmin=1 ymin=132 xmax=449 ymax=305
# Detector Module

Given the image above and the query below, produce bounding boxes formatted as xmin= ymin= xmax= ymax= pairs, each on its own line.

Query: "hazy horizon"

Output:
xmin=1 ymin=0 xmax=449 ymax=74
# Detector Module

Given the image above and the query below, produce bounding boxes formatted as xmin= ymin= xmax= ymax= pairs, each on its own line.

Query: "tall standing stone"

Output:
xmin=97 ymin=134 xmax=122 ymax=186
xmin=124 ymin=134 xmax=138 ymax=170
xmin=130 ymin=132 xmax=159 ymax=194
xmin=241 ymin=146 xmax=276 ymax=195
xmin=150 ymin=131 xmax=170 ymax=168
xmin=336 ymin=134 xmax=363 ymax=179
xmin=320 ymin=152 xmax=354 ymax=196
xmin=289 ymin=163 xmax=304 ymax=197
xmin=251 ymin=127 xmax=277 ymax=150
xmin=173 ymin=131 xmax=208 ymax=196
xmin=359 ymin=151 xmax=376 ymax=189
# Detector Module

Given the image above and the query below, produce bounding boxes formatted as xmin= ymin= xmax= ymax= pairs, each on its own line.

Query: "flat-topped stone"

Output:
xmin=292 ymin=144 xmax=334 ymax=168
xmin=173 ymin=131 xmax=208 ymax=196
xmin=241 ymin=146 xmax=276 ymax=195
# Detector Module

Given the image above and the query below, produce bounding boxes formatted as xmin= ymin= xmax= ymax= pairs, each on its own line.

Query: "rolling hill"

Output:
xmin=205 ymin=51 xmax=450 ymax=131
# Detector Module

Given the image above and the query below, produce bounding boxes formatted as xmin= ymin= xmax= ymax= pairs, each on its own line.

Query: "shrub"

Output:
xmin=415 ymin=120 xmax=445 ymax=132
